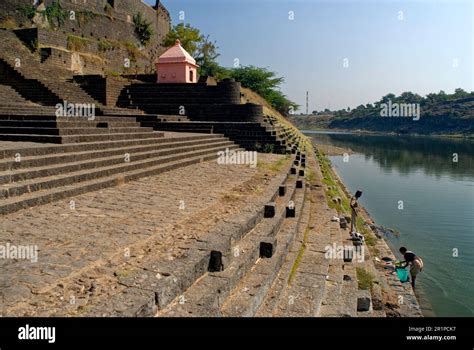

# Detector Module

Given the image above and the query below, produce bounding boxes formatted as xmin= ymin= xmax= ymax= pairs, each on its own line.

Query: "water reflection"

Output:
xmin=304 ymin=132 xmax=474 ymax=180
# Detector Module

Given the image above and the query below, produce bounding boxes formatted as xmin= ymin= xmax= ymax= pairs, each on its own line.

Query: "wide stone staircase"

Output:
xmin=59 ymin=144 xmax=381 ymax=317
xmin=0 ymin=115 xmax=162 ymax=144
xmin=140 ymin=119 xmax=288 ymax=153
xmin=0 ymin=115 xmax=159 ymax=143
xmin=0 ymin=138 xmax=389 ymax=317
xmin=116 ymin=81 xmax=291 ymax=153
xmin=0 ymin=132 xmax=240 ymax=215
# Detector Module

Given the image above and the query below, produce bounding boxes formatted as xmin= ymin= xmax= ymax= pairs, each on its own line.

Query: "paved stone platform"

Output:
xmin=0 ymin=152 xmax=287 ymax=315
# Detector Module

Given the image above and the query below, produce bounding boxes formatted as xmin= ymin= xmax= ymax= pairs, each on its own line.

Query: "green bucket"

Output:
xmin=396 ymin=267 xmax=409 ymax=283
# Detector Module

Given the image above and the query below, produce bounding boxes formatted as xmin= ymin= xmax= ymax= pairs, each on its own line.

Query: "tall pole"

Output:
xmin=306 ymin=91 xmax=308 ymax=115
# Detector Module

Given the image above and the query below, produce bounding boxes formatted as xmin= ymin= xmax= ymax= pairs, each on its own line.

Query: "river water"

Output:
xmin=304 ymin=130 xmax=474 ymax=317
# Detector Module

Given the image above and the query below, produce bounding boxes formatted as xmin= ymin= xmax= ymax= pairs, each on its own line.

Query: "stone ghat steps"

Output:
xmin=156 ymin=162 xmax=306 ymax=317
xmin=0 ymin=114 xmax=162 ymax=144
xmin=0 ymin=135 xmax=227 ymax=171
xmin=80 ymin=156 xmax=294 ymax=316
xmin=0 ymin=126 xmax=154 ymax=136
xmin=100 ymin=107 xmax=145 ymax=116
xmin=0 ymin=120 xmax=142 ymax=128
xmin=119 ymin=104 xmax=264 ymax=123
xmin=254 ymin=186 xmax=323 ymax=317
xmin=121 ymin=96 xmax=236 ymax=105
xmin=0 ymin=84 xmax=33 ymax=105
xmin=0 ymin=107 xmax=58 ymax=117
xmin=0 ymin=105 xmax=57 ymax=116
xmin=0 ymin=139 xmax=234 ymax=184
xmin=0 ymin=131 xmax=162 ymax=144
xmin=0 ymin=138 xmax=240 ymax=215
xmin=0 ymin=116 xmax=141 ymax=122
xmin=255 ymin=150 xmax=373 ymax=318
xmin=0 ymin=34 xmax=138 ymax=117
xmin=221 ymin=159 xmax=316 ymax=317
xmin=317 ymin=223 xmax=359 ymax=317
xmin=137 ymin=115 xmax=190 ymax=122
xmin=143 ymin=121 xmax=288 ymax=153
xmin=0 ymin=133 xmax=222 ymax=159
xmin=219 ymin=182 xmax=306 ymax=317
xmin=0 ymin=59 xmax=64 ymax=108
xmin=0 ymin=81 xmax=63 ymax=105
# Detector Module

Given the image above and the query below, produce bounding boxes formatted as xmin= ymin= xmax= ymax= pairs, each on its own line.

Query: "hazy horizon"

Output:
xmin=154 ymin=0 xmax=473 ymax=112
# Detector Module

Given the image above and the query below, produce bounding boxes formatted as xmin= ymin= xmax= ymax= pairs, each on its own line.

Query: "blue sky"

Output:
xmin=148 ymin=0 xmax=473 ymax=112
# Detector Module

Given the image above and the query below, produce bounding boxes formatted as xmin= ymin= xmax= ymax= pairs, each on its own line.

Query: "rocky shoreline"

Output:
xmin=333 ymin=166 xmax=435 ymax=316
xmin=314 ymin=143 xmax=425 ymax=317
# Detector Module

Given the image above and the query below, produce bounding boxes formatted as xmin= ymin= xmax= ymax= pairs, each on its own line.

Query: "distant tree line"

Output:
xmin=323 ymin=89 xmax=473 ymax=118
xmin=162 ymin=23 xmax=299 ymax=115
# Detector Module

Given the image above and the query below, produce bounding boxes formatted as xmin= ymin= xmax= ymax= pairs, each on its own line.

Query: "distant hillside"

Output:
xmin=289 ymin=90 xmax=474 ymax=136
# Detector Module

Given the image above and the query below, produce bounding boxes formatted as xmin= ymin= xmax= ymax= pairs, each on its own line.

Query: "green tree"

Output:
xmin=398 ymin=91 xmax=423 ymax=103
xmin=162 ymin=23 xmax=222 ymax=77
xmin=162 ymin=23 xmax=201 ymax=56
xmin=229 ymin=66 xmax=284 ymax=97
xmin=380 ymin=93 xmax=396 ymax=103
xmin=266 ymin=89 xmax=298 ymax=115
xmin=228 ymin=66 xmax=298 ymax=114
xmin=133 ymin=13 xmax=154 ymax=46
xmin=452 ymin=88 xmax=470 ymax=99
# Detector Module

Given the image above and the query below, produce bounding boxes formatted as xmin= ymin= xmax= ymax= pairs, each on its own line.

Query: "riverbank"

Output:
xmin=302 ymin=128 xmax=474 ymax=140
xmin=316 ymin=144 xmax=355 ymax=156
xmin=314 ymin=142 xmax=425 ymax=317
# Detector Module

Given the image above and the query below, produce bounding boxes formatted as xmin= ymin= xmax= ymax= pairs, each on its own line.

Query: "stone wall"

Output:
xmin=114 ymin=78 xmax=265 ymax=122
xmin=74 ymin=74 xmax=130 ymax=106
xmin=1 ymin=0 xmax=170 ymax=75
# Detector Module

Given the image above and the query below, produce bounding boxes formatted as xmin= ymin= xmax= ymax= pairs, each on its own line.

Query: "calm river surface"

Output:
xmin=304 ymin=130 xmax=474 ymax=317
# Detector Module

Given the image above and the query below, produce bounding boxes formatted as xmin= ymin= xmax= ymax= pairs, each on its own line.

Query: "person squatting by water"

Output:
xmin=399 ymin=247 xmax=424 ymax=289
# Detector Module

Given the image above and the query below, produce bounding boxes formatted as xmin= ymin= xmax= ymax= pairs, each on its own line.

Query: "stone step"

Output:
xmin=0 ymin=85 xmax=31 ymax=104
xmin=0 ymin=131 xmax=162 ymax=144
xmin=318 ymin=215 xmax=359 ymax=316
xmin=157 ymin=170 xmax=302 ymax=316
xmin=219 ymin=182 xmax=307 ymax=316
xmin=0 ymin=111 xmax=58 ymax=117
xmin=0 ymin=103 xmax=56 ymax=109
xmin=0 ymin=140 xmax=236 ymax=186
xmin=0 ymin=120 xmax=141 ymax=128
xmin=137 ymin=115 xmax=190 ymax=122
xmin=0 ymin=103 xmax=54 ymax=109
xmin=0 ymin=143 xmax=240 ymax=215
xmin=0 ymin=133 xmax=222 ymax=159
xmin=0 ymin=116 xmax=137 ymax=122
xmin=0 ymin=127 xmax=153 ymax=136
xmin=0 ymin=136 xmax=226 ymax=171
xmin=0 ymin=55 xmax=107 ymax=114
xmin=255 ymin=157 xmax=330 ymax=317
xmin=93 ymin=159 xmax=293 ymax=316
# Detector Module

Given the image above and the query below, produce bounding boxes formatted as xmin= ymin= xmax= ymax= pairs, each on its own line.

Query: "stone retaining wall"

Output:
xmin=3 ymin=0 xmax=170 ymax=74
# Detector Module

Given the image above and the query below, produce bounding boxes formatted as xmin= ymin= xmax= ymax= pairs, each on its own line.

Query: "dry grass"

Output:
xmin=0 ymin=17 xmax=19 ymax=29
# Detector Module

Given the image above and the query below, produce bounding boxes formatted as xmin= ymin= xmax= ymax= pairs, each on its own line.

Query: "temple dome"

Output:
xmin=156 ymin=39 xmax=198 ymax=66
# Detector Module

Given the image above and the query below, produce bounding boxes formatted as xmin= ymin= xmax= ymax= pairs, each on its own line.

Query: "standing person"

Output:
xmin=399 ymin=247 xmax=424 ymax=289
